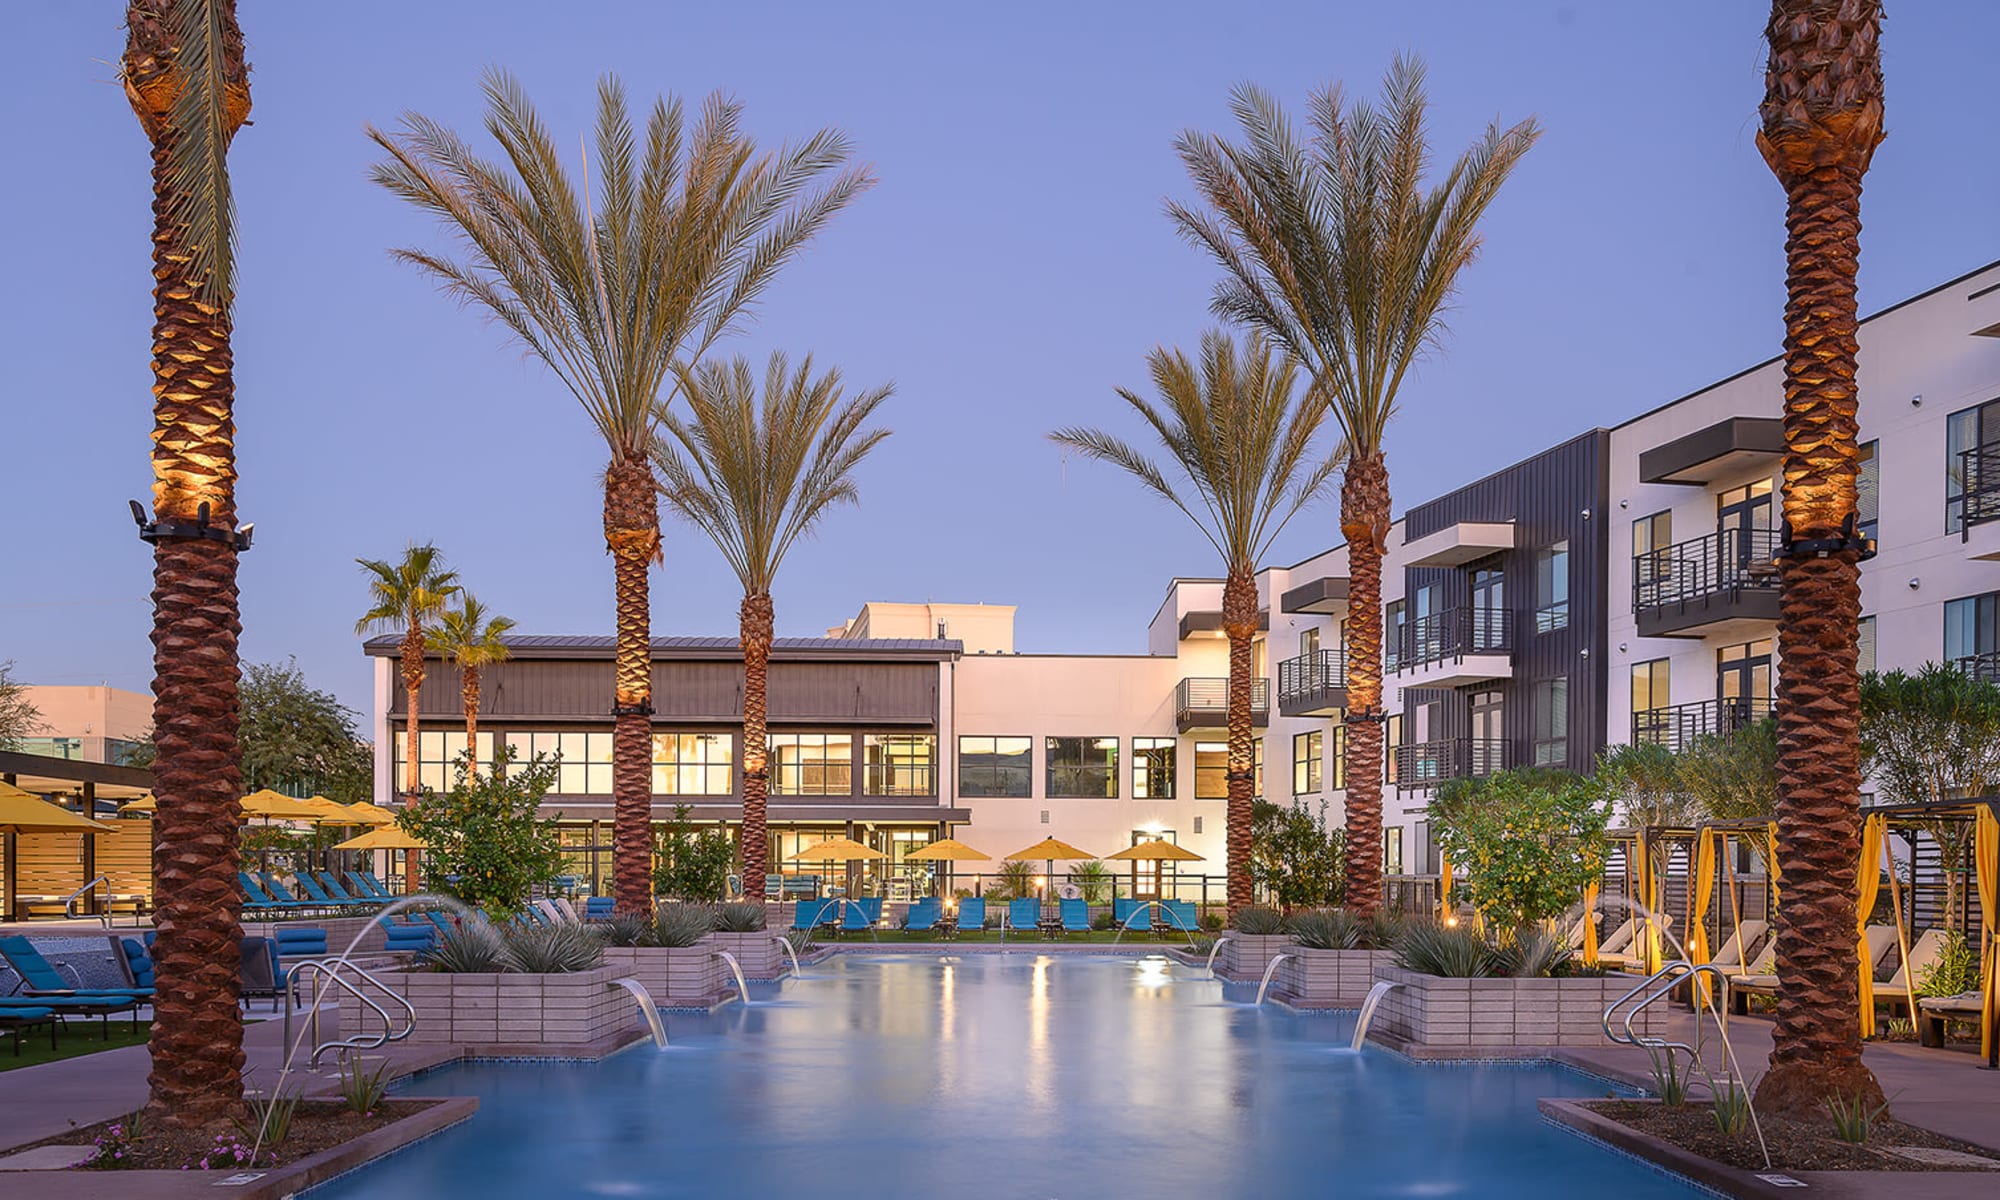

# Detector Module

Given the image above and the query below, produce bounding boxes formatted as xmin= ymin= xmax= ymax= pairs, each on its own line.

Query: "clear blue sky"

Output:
xmin=5 ymin=1 xmax=1996 ymax=719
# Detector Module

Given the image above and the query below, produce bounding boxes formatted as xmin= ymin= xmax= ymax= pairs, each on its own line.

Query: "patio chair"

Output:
xmin=107 ymin=936 xmax=155 ymax=991
xmin=376 ymin=917 xmax=437 ymax=954
xmin=314 ymin=870 xmax=377 ymax=910
xmin=0 ymin=992 xmax=140 ymax=1039
xmin=905 ymin=898 xmax=941 ymax=933
xmin=0 ymin=1005 xmax=58 ymax=1055
xmin=858 ymin=897 xmax=884 ymax=925
xmin=344 ymin=871 xmax=388 ymax=901
xmin=1160 ymin=900 xmax=1197 ymax=935
xmin=237 ymin=871 xmax=285 ymax=912
xmin=272 ymin=927 xmax=329 ymax=969
xmin=1876 ymin=928 xmax=1952 ymax=1020
xmin=1728 ymin=923 xmax=1899 ymax=1014
xmin=1595 ymin=914 xmax=1675 ymax=972
xmin=836 ymin=900 xmax=878 ymax=939
xmin=290 ymin=872 xmax=341 ymax=909
xmin=0 ymin=936 xmax=153 ymax=1002
xmin=259 ymin=873 xmax=326 ymax=915
xmin=240 ymin=936 xmax=285 ymax=1013
xmin=359 ymin=871 xmax=399 ymax=900
xmin=957 ymin=897 xmax=987 ymax=932
xmin=1594 ymin=917 xmax=1640 ymax=957
xmin=789 ymin=898 xmax=832 ymax=932
xmin=422 ymin=910 xmax=456 ymax=933
xmin=817 ymin=899 xmax=847 ymax=930
xmin=1705 ymin=919 xmax=1769 ymax=977
xmin=1917 ymin=991 xmax=1984 ymax=1048
xmin=584 ymin=896 xmax=616 ymax=921
xmin=1059 ymin=897 xmax=1090 ymax=934
xmin=1558 ymin=907 xmax=1599 ymax=949
xmin=1007 ymin=898 xmax=1042 ymax=938
xmin=1113 ymin=898 xmax=1150 ymax=933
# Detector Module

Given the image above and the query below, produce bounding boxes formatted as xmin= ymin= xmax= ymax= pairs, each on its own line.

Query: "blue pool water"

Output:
xmin=311 ymin=954 xmax=1697 ymax=1199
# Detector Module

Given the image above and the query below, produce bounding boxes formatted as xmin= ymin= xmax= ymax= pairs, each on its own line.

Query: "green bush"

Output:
xmin=713 ymin=902 xmax=767 ymax=932
xmin=653 ymin=805 xmax=735 ymax=902
xmin=423 ymin=924 xmax=511 ymax=973
xmin=1394 ymin=922 xmax=1497 ymax=978
xmin=651 ymin=904 xmax=716 ymax=948
xmin=1231 ymin=904 xmax=1286 ymax=934
xmin=1429 ymin=768 xmax=1611 ymax=927
xmin=599 ymin=912 xmax=656 ymax=948
xmin=1089 ymin=910 xmax=1114 ymax=932
xmin=1916 ymin=930 xmax=1978 ymax=999
xmin=1286 ymin=908 xmax=1363 ymax=950
xmin=504 ymin=923 xmax=605 ymax=973
xmin=397 ymin=751 xmax=566 ymax=917
xmin=1250 ymin=799 xmax=1346 ymax=907
xmin=1494 ymin=926 xmax=1574 ymax=979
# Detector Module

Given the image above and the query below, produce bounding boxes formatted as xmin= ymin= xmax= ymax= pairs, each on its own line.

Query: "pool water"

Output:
xmin=311 ymin=954 xmax=1697 ymax=1199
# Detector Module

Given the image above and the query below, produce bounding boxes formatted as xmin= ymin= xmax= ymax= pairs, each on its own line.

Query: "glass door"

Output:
xmin=1716 ymin=639 xmax=1772 ymax=730
xmin=1470 ymin=566 xmax=1504 ymax=652
xmin=1716 ymin=481 xmax=1774 ymax=577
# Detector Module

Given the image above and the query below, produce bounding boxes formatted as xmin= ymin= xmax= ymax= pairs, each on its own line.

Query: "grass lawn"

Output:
xmin=806 ymin=929 xmax=1208 ymax=945
xmin=0 ymin=1020 xmax=150 ymax=1072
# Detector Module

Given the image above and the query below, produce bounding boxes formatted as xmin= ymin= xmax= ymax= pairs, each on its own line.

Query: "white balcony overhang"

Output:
xmin=1393 ymin=654 xmax=1512 ymax=690
xmin=1403 ymin=521 xmax=1515 ymax=569
xmin=1961 ymin=516 xmax=2000 ymax=562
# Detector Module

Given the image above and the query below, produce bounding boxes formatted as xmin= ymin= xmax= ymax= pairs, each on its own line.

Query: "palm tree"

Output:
xmin=356 ymin=545 xmax=460 ymax=797
xmin=370 ymin=72 xmax=870 ymax=915
xmin=1752 ymin=0 xmax=1888 ymax=1117
xmin=651 ymin=353 xmax=891 ymax=894
xmin=433 ymin=592 xmax=517 ymax=776
xmin=122 ymin=0 xmax=254 ymax=1128
xmin=1169 ymin=57 xmax=1538 ymax=916
xmin=1053 ymin=332 xmax=1339 ymax=914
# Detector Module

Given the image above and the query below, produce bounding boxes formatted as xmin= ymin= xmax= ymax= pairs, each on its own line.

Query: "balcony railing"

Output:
xmin=1175 ymin=677 xmax=1270 ymax=731
xmin=1953 ymin=651 xmax=2000 ymax=686
xmin=1395 ymin=607 xmax=1511 ymax=673
xmin=1631 ymin=697 xmax=1771 ymax=753
xmin=1277 ymin=650 xmax=1346 ymax=713
xmin=1392 ymin=738 xmax=1511 ymax=790
xmin=1960 ymin=447 xmax=2000 ymax=533
xmin=1632 ymin=528 xmax=1779 ymax=611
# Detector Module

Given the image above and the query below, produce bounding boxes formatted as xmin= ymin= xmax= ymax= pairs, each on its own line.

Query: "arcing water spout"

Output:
xmin=608 ymin=977 xmax=668 ymax=1048
xmin=1205 ymin=933 xmax=1235 ymax=977
xmin=770 ymin=933 xmax=800 ymax=976
xmin=1351 ymin=980 xmax=1401 ymax=1050
xmin=1254 ymin=954 xmax=1293 ymax=1007
xmin=715 ymin=950 xmax=750 ymax=1003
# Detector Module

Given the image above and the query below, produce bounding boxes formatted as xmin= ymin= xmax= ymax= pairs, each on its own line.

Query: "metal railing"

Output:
xmin=1959 ymin=446 xmax=2000 ymax=533
xmin=1631 ymin=697 xmax=1771 ymax=752
xmin=1277 ymin=650 xmax=1345 ymax=705
xmin=1174 ymin=677 xmax=1270 ymax=724
xmin=1395 ymin=607 xmax=1510 ymax=671
xmin=64 ymin=876 xmax=112 ymax=927
xmin=1953 ymin=650 xmax=2000 ymax=686
xmin=287 ymin=958 xmax=418 ymax=1069
xmin=1632 ymin=528 xmax=1779 ymax=611
xmin=1392 ymin=737 xmax=1511 ymax=789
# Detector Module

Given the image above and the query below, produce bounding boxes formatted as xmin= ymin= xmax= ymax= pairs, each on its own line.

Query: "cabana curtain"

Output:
xmin=1689 ymin=830 xmax=1715 ymax=1005
xmin=1977 ymin=807 xmax=1997 ymax=1061
xmin=1856 ymin=813 xmax=1885 ymax=1038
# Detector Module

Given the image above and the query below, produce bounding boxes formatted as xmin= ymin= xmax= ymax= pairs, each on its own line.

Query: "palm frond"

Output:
xmin=354 ymin=543 xmax=461 ymax=636
xmin=161 ymin=0 xmax=240 ymax=308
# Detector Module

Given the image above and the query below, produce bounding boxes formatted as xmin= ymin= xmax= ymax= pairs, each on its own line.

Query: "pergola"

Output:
xmin=0 ymin=749 xmax=154 ymax=921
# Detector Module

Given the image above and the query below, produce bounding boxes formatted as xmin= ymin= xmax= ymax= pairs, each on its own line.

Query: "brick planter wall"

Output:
xmin=703 ymin=930 xmax=787 ymax=981
xmin=1366 ymin=965 xmax=1663 ymax=1050
xmin=337 ymin=965 xmax=632 ymax=1046
xmin=602 ymin=946 xmax=725 ymax=1006
xmin=1274 ymin=949 xmax=1397 ymax=1008
xmin=1217 ymin=934 xmax=1295 ymax=981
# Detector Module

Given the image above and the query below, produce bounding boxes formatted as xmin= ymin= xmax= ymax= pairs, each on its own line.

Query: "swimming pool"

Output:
xmin=311 ymin=953 xmax=1698 ymax=1198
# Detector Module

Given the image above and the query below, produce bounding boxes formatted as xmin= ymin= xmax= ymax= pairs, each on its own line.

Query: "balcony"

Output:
xmin=1958 ymin=448 xmax=2000 ymax=560
xmin=1638 ymin=417 xmax=1783 ymax=485
xmin=1632 ymin=528 xmax=1780 ymax=638
xmin=1175 ymin=677 xmax=1270 ymax=733
xmin=1280 ymin=575 xmax=1349 ymax=614
xmin=1393 ymin=607 xmax=1513 ymax=689
xmin=1277 ymin=650 xmax=1347 ymax=716
xmin=1953 ymin=651 xmax=2000 ymax=686
xmin=1631 ymin=697 xmax=1771 ymax=753
xmin=1404 ymin=521 xmax=1515 ymax=569
xmin=1393 ymin=738 xmax=1511 ymax=791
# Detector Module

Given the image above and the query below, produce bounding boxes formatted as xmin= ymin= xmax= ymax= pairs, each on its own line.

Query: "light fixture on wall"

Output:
xmin=1909 ymin=577 xmax=1922 ymax=590
xmin=1912 ymin=394 xmax=1924 ymax=408
xmin=1619 ymin=499 xmax=1629 ymax=510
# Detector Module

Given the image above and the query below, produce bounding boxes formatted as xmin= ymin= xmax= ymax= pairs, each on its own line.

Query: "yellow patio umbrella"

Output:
xmin=904 ymin=838 xmax=990 ymax=862
xmin=0 ymin=781 xmax=114 ymax=834
xmin=333 ymin=826 xmax=429 ymax=852
xmin=119 ymin=795 xmax=157 ymax=815
xmin=240 ymin=789 xmax=327 ymax=821
xmin=1004 ymin=836 xmax=1099 ymax=900
xmin=301 ymin=795 xmax=356 ymax=822
xmin=340 ymin=801 xmax=398 ymax=826
xmin=788 ymin=836 xmax=887 ymax=862
xmin=1103 ymin=841 xmax=1205 ymax=862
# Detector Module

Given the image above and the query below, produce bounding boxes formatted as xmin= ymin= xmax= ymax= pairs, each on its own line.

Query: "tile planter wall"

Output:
xmin=601 ymin=946 xmax=724 ymax=1006
xmin=1217 ymin=934 xmax=1296 ymax=981
xmin=1366 ymin=965 xmax=1663 ymax=1051
xmin=1274 ymin=949 xmax=1397 ymax=1008
xmin=336 ymin=965 xmax=633 ymax=1047
xmin=703 ymin=930 xmax=788 ymax=981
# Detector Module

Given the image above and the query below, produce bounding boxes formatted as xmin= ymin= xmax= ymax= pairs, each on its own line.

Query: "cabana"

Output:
xmin=1599 ymin=822 xmax=1776 ymax=992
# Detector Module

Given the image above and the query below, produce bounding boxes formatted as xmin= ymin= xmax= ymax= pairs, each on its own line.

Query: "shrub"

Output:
xmin=1286 ymin=908 xmax=1363 ymax=950
xmin=1394 ymin=922 xmax=1496 ymax=978
xmin=652 ymin=904 xmax=715 ymax=948
xmin=1366 ymin=910 xmax=1409 ymax=950
xmin=1250 ymin=798 xmax=1346 ymax=907
xmin=713 ymin=902 xmax=767 ymax=932
xmin=337 ymin=1058 xmax=393 ymax=1116
xmin=1231 ymin=905 xmax=1286 ymax=935
xmin=397 ymin=751 xmax=566 ymax=916
xmin=422 ymin=924 xmax=511 ymax=973
xmin=1825 ymin=1089 xmax=1892 ymax=1144
xmin=1647 ymin=1047 xmax=1692 ymax=1107
xmin=600 ymin=912 xmax=656 ymax=948
xmin=1494 ymin=926 xmax=1573 ymax=979
xmin=237 ymin=1087 xmax=299 ymax=1149
xmin=1199 ymin=912 xmax=1224 ymax=932
xmin=1915 ymin=930 xmax=1977 ymax=999
xmin=653 ymin=804 xmax=734 ymax=902
xmin=505 ymin=923 xmax=605 ymax=973
xmin=1712 ymin=1079 xmax=1752 ymax=1138
xmin=1089 ymin=910 xmax=1114 ymax=932
xmin=87 ymin=1115 xmax=145 ymax=1169
xmin=1429 ymin=768 xmax=1612 ymax=926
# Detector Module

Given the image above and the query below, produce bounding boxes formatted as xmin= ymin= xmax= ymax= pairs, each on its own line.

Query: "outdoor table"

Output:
xmin=1038 ymin=917 xmax=1064 ymax=940
xmin=935 ymin=916 xmax=959 ymax=940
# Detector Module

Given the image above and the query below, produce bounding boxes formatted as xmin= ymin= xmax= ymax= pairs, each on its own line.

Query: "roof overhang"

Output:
xmin=1280 ymin=575 xmax=1350 ymax=614
xmin=1403 ymin=521 xmax=1515 ymax=569
xmin=1178 ymin=610 xmax=1271 ymax=640
xmin=0 ymin=750 xmax=153 ymax=798
xmin=1638 ymin=417 xmax=1783 ymax=486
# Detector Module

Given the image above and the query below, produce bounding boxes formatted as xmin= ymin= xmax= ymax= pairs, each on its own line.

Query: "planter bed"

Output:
xmin=1364 ymin=965 xmax=1663 ymax=1051
xmin=1215 ymin=933 xmax=1295 ymax=981
xmin=703 ymin=930 xmax=790 ymax=982
xmin=602 ymin=945 xmax=729 ymax=1008
xmin=336 ymin=965 xmax=636 ymax=1047
xmin=1272 ymin=948 xmax=1397 ymax=1008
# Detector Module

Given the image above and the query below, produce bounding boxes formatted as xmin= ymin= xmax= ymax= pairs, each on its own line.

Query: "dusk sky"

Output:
xmin=5 ymin=2 xmax=1997 ymax=720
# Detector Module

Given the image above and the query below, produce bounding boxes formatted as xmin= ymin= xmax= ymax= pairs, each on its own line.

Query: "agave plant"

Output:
xmin=653 ymin=904 xmax=716 ymax=948
xmin=713 ymin=902 xmax=767 ymax=933
xmin=1231 ymin=904 xmax=1287 ymax=935
xmin=1394 ymin=922 xmax=1497 ymax=979
xmin=503 ymin=923 xmax=606 ymax=973
xmin=1286 ymin=908 xmax=1363 ymax=951
xmin=599 ymin=912 xmax=657 ymax=949
xmin=1494 ymin=927 xmax=1574 ymax=979
xmin=422 ymin=924 xmax=511 ymax=974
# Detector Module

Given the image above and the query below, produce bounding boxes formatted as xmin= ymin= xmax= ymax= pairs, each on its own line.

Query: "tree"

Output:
xmin=1860 ymin=665 xmax=2000 ymax=924
xmin=0 ymin=661 xmax=42 ymax=749
xmin=432 ymin=593 xmax=516 ymax=776
xmin=1753 ymin=0 xmax=1888 ymax=1118
xmin=653 ymin=805 xmax=735 ymax=902
xmin=1429 ymin=769 xmax=1612 ymax=929
xmin=1249 ymin=798 xmax=1347 ymax=909
xmin=1677 ymin=719 xmax=1779 ymax=823
xmin=1598 ymin=741 xmax=1697 ymax=830
xmin=370 ymin=71 xmax=871 ymax=915
xmin=355 ymin=544 xmax=460 ymax=797
xmin=237 ymin=661 xmax=374 ymax=803
xmin=396 ymin=751 xmax=565 ymax=917
xmin=1171 ymin=58 xmax=1539 ymax=916
xmin=1054 ymin=332 xmax=1340 ymax=915
xmin=651 ymin=353 xmax=891 ymax=893
xmin=122 ymin=0 xmax=255 ymax=1129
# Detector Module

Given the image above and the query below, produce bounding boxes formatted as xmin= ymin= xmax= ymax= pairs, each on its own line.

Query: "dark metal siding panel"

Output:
xmin=768 ymin=662 xmax=938 ymax=724
xmin=1396 ymin=431 xmax=1612 ymax=772
xmin=405 ymin=657 xmax=937 ymax=725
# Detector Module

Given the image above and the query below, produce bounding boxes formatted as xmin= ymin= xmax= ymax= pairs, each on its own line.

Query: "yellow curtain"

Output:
xmin=1582 ymin=879 xmax=1601 ymax=968
xmin=1976 ymin=808 xmax=1998 ymax=1061
xmin=1635 ymin=833 xmax=1660 ymax=973
xmin=1690 ymin=830 xmax=1716 ymax=1005
xmin=1439 ymin=853 xmax=1452 ymax=924
xmin=1765 ymin=822 xmax=1782 ymax=908
xmin=1855 ymin=813 xmax=1884 ymax=1039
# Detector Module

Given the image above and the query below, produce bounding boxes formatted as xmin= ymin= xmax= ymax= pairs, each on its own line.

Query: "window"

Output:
xmin=864 ymin=734 xmax=936 ymax=796
xmin=1535 ymin=542 xmax=1570 ymax=633
xmin=1046 ymin=737 xmax=1118 ymax=798
xmin=1383 ymin=826 xmax=1404 ymax=875
xmin=958 ymin=736 xmax=1031 ymax=797
xmin=1946 ymin=399 xmax=2000 ymax=533
xmin=397 ymin=730 xmax=499 ymax=794
xmin=1330 ymin=725 xmax=1347 ymax=790
xmin=1632 ymin=511 xmax=1672 ymax=607
xmin=1132 ymin=737 xmax=1176 ymax=799
xmin=1385 ymin=600 xmax=1406 ymax=672
xmin=1857 ymin=440 xmax=1879 ymax=543
xmin=1254 ymin=737 xmax=1264 ymax=798
xmin=651 ymin=733 xmax=733 ymax=796
xmin=499 ymin=730 xmax=607 ymax=794
xmin=1945 ymin=591 xmax=2000 ymax=669
xmin=1194 ymin=742 xmax=1227 ymax=799
xmin=1630 ymin=659 xmax=1670 ymax=743
xmin=770 ymin=733 xmax=852 ymax=796
xmin=1300 ymin=627 xmax=1320 ymax=657
xmin=1292 ymin=730 xmax=1323 ymax=795
xmin=1858 ymin=615 xmax=1877 ymax=677
xmin=1532 ymin=677 xmax=1569 ymax=767
xmin=1385 ymin=713 xmax=1403 ymax=785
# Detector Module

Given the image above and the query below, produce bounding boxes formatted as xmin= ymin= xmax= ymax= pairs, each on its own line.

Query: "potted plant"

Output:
xmin=600 ymin=905 xmax=725 ymax=1006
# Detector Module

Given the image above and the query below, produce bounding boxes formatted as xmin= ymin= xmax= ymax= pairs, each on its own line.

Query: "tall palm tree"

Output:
xmin=370 ymin=72 xmax=870 ymax=915
xmin=122 ymin=0 xmax=254 ymax=1128
xmin=1053 ymin=332 xmax=1339 ymax=914
xmin=356 ymin=545 xmax=460 ymax=797
xmin=652 ymin=353 xmax=891 ymax=894
xmin=1753 ymin=0 xmax=1887 ymax=1118
xmin=433 ymin=592 xmax=517 ymax=776
xmin=1169 ymin=57 xmax=1538 ymax=916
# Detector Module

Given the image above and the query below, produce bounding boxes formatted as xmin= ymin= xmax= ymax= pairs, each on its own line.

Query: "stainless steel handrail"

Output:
xmin=286 ymin=958 xmax=418 ymax=1069
xmin=63 ymin=876 xmax=113 ymax=927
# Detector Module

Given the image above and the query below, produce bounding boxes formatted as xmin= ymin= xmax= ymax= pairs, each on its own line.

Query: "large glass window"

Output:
xmin=1046 ymin=737 xmax=1118 ymax=798
xmin=864 ymin=734 xmax=936 ymax=796
xmin=958 ymin=736 xmax=1031 ymax=797
xmin=1131 ymin=737 xmax=1175 ymax=799
xmin=1535 ymin=542 xmax=1570 ymax=633
xmin=1194 ymin=742 xmax=1227 ymax=800
xmin=1383 ymin=826 xmax=1405 ymax=875
xmin=1532 ymin=678 xmax=1569 ymax=768
xmin=1632 ymin=510 xmax=1673 ymax=607
xmin=770 ymin=733 xmax=853 ymax=796
xmin=1857 ymin=440 xmax=1879 ymax=543
xmin=651 ymin=732 xmax=733 ymax=796
xmin=1292 ymin=730 xmax=1323 ymax=795
xmin=1630 ymin=659 xmax=1670 ymax=742
xmin=396 ymin=730 xmax=499 ymax=794
xmin=1947 ymin=399 xmax=2000 ymax=533
xmin=1330 ymin=724 xmax=1347 ymax=790
xmin=500 ymin=730 xmax=606 ymax=794
xmin=1945 ymin=592 xmax=2000 ymax=665
xmin=1299 ymin=627 xmax=1320 ymax=657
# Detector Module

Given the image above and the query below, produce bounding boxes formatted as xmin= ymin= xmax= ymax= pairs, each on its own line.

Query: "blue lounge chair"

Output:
xmin=422 ymin=910 xmax=456 ymax=933
xmin=359 ymin=871 xmax=398 ymax=900
xmin=272 ymin=927 xmax=328 ymax=967
xmin=789 ymin=898 xmax=834 ymax=931
xmin=346 ymin=871 xmax=390 ymax=901
xmin=0 ymin=1004 xmax=58 ymax=1055
xmin=1160 ymin=900 xmax=1197 ymax=934
xmin=109 ymin=936 xmax=154 ymax=990
xmin=957 ymin=897 xmax=987 ymax=932
xmin=1060 ymin=897 xmax=1090 ymax=934
xmin=1007 ymin=898 xmax=1042 ymax=937
xmin=1113 ymin=898 xmax=1151 ymax=932
xmin=816 ymin=899 xmax=846 ymax=929
xmin=838 ymin=901 xmax=875 ymax=938
xmin=259 ymin=874 xmax=326 ymax=915
xmin=0 ymin=936 xmax=152 ymax=1002
xmin=315 ymin=871 xmax=376 ymax=909
xmin=905 ymin=898 xmax=941 ymax=933
xmin=239 ymin=936 xmax=286 ymax=1012
xmin=237 ymin=872 xmax=283 ymax=911
xmin=377 ymin=919 xmax=436 ymax=954
xmin=584 ymin=896 xmax=616 ymax=921
xmin=0 ymin=994 xmax=139 ymax=1041
xmin=291 ymin=872 xmax=356 ymax=912
xmin=859 ymin=897 xmax=883 ymax=923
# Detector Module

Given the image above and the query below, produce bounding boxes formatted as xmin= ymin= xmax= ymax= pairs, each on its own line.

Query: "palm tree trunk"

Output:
xmin=740 ymin=592 xmax=774 ymax=897
xmin=1752 ymin=0 xmax=1886 ymax=1119
xmin=400 ymin=626 xmax=424 ymax=796
xmin=462 ymin=664 xmax=481 ymax=779
xmin=1341 ymin=451 xmax=1391 ymax=917
xmin=125 ymin=0 xmax=251 ymax=1131
xmin=604 ymin=457 xmax=661 ymax=915
xmin=1222 ymin=571 xmax=1258 ymax=916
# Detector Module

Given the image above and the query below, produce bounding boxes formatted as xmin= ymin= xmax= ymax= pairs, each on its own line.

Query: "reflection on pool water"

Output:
xmin=310 ymin=954 xmax=1697 ymax=1199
